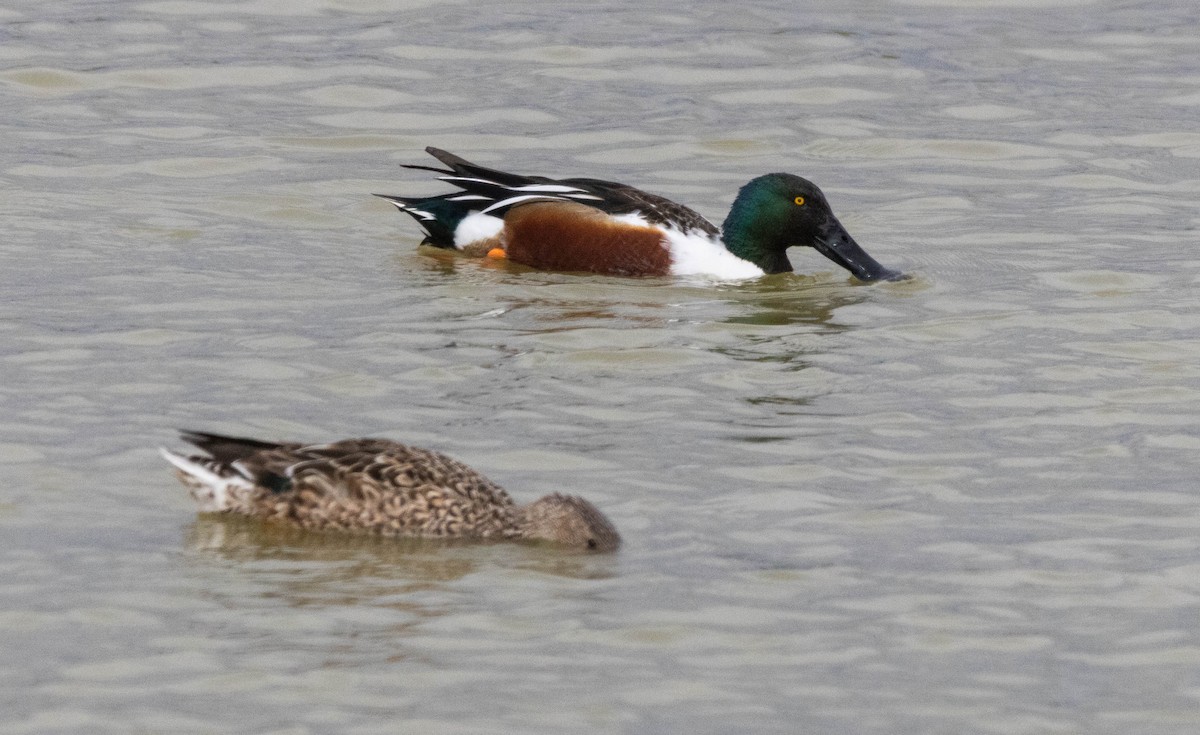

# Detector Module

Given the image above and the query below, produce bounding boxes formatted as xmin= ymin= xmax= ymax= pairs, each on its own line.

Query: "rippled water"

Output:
xmin=4 ymin=0 xmax=1200 ymax=732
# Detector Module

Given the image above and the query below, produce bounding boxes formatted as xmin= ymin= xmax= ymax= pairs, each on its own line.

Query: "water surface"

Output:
xmin=3 ymin=0 xmax=1200 ymax=733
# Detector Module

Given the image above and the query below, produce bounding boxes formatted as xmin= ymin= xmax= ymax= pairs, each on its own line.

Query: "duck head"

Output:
xmin=722 ymin=173 xmax=904 ymax=282
xmin=516 ymin=493 xmax=621 ymax=552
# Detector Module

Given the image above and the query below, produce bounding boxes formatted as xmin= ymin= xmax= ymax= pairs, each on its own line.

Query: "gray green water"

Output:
xmin=3 ymin=0 xmax=1200 ymax=732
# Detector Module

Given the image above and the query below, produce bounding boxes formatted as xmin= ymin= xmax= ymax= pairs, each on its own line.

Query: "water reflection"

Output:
xmin=178 ymin=516 xmax=620 ymax=671
xmin=721 ymin=278 xmax=876 ymax=328
xmin=377 ymin=253 xmax=898 ymax=415
xmin=183 ymin=514 xmax=618 ymax=595
xmin=395 ymin=246 xmax=901 ymax=332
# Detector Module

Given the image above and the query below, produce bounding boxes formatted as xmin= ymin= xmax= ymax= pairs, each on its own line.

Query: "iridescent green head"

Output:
xmin=721 ymin=173 xmax=903 ymax=281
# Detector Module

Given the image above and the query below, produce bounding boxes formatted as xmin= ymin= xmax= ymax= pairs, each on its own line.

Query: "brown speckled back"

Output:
xmin=164 ymin=432 xmax=619 ymax=551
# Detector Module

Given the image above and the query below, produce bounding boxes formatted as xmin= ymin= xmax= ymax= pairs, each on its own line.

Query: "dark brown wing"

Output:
xmin=559 ymin=178 xmax=721 ymax=236
xmin=396 ymin=148 xmax=722 ymax=237
xmin=257 ymin=439 xmax=513 ymax=507
xmin=178 ymin=432 xmax=510 ymax=504
xmin=263 ymin=439 xmax=517 ymax=536
xmin=178 ymin=430 xmax=298 ymax=462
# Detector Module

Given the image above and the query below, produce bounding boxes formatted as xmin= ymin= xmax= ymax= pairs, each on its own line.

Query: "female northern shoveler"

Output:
xmin=375 ymin=147 xmax=903 ymax=282
xmin=160 ymin=431 xmax=620 ymax=552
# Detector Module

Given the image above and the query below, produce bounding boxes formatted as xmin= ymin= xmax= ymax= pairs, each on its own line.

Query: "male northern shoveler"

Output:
xmin=375 ymin=147 xmax=903 ymax=282
xmin=160 ymin=431 xmax=620 ymax=552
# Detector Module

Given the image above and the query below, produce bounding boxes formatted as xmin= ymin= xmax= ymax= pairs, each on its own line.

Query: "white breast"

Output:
xmin=612 ymin=212 xmax=763 ymax=279
xmin=663 ymin=229 xmax=765 ymax=279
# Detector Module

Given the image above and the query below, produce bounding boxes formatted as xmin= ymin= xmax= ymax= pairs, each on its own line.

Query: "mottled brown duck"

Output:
xmin=160 ymin=431 xmax=620 ymax=552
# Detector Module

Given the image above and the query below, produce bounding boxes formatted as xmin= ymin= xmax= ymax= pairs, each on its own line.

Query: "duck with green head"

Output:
xmin=376 ymin=147 xmax=905 ymax=282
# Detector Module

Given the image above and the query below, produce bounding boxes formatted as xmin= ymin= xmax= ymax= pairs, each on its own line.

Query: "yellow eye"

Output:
xmin=793 ymin=196 xmax=805 ymax=206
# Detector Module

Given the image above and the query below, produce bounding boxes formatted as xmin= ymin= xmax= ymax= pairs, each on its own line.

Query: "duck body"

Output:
xmin=376 ymin=147 xmax=902 ymax=282
xmin=161 ymin=431 xmax=620 ymax=552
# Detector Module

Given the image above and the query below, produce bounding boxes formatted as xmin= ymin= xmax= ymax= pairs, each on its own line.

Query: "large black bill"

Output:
xmin=813 ymin=217 xmax=906 ymax=283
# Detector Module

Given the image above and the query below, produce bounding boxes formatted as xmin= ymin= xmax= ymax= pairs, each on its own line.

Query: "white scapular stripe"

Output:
xmin=511 ymin=183 xmax=593 ymax=193
xmin=481 ymin=194 xmax=563 ymax=214
xmin=440 ymin=176 xmax=588 ymax=194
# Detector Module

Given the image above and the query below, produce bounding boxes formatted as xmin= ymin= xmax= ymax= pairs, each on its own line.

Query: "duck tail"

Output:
xmin=177 ymin=430 xmax=283 ymax=462
xmin=423 ymin=147 xmax=555 ymax=188
xmin=159 ymin=446 xmax=242 ymax=512
xmin=372 ymin=193 xmax=463 ymax=248
xmin=378 ymin=148 xmax=571 ymax=249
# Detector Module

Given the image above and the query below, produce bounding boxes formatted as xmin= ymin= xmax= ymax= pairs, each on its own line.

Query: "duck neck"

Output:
xmin=720 ymin=212 xmax=793 ymax=274
xmin=720 ymin=189 xmax=796 ymax=276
